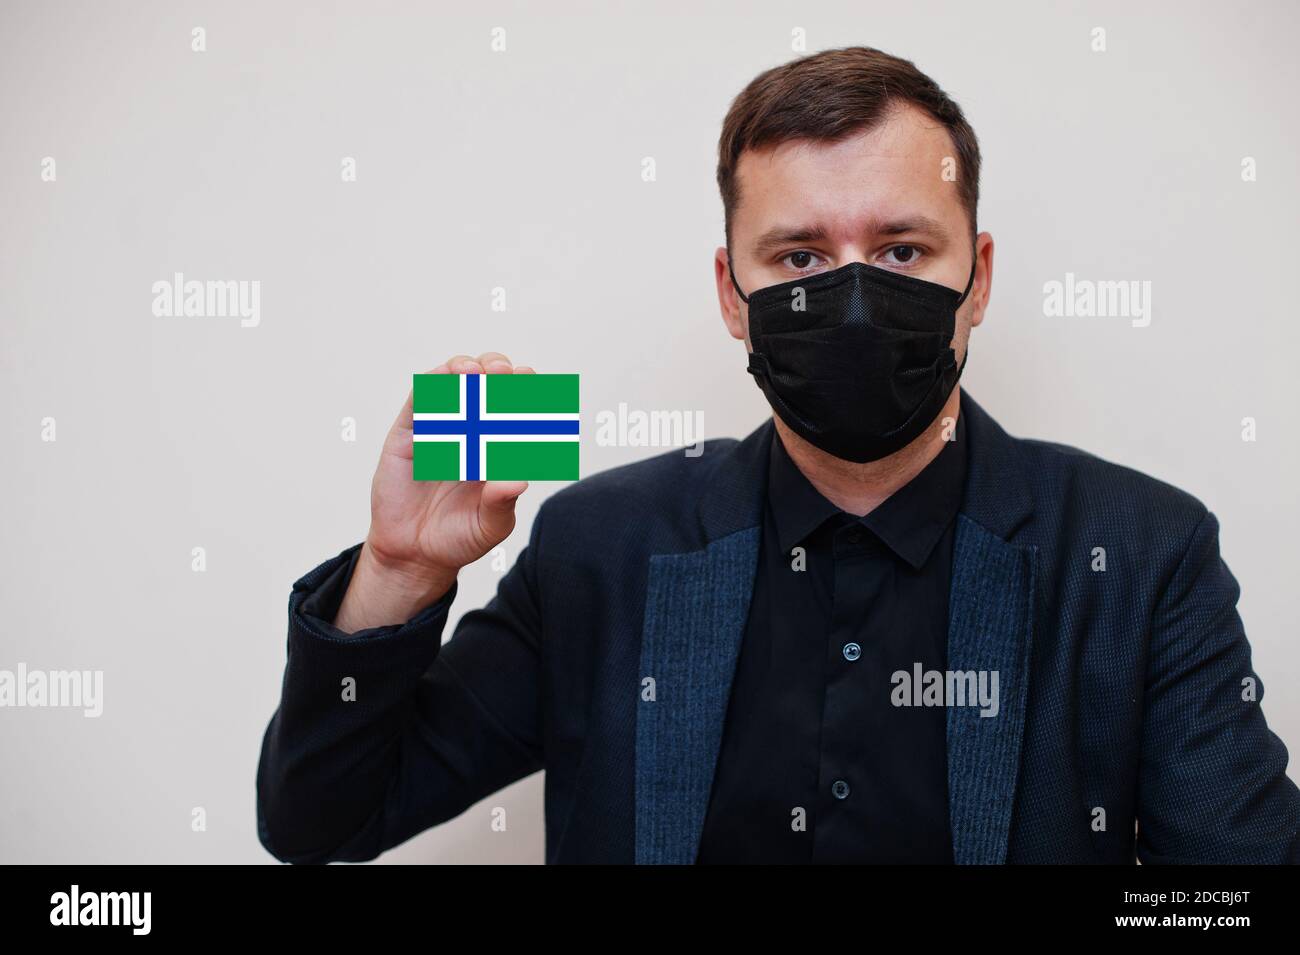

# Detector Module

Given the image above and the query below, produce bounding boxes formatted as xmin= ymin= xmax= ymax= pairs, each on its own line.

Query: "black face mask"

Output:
xmin=729 ymin=252 xmax=976 ymax=463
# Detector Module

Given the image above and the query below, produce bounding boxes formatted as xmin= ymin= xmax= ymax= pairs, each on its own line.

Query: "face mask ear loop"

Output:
xmin=727 ymin=252 xmax=751 ymax=305
xmin=954 ymin=248 xmax=978 ymax=309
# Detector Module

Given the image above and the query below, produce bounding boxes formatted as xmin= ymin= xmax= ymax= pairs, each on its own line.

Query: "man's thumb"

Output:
xmin=478 ymin=481 xmax=528 ymax=537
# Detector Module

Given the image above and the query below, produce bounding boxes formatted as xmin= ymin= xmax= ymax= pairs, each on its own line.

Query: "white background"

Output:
xmin=1 ymin=0 xmax=1296 ymax=863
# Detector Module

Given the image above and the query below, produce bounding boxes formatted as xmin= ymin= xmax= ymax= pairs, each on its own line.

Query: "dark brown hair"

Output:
xmin=717 ymin=46 xmax=980 ymax=248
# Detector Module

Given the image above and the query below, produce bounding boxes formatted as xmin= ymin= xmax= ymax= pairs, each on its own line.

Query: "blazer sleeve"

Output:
xmin=1136 ymin=508 xmax=1300 ymax=863
xmin=255 ymin=510 xmax=547 ymax=865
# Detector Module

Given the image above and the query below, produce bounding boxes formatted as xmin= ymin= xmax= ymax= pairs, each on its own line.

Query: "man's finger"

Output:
xmin=476 ymin=351 xmax=512 ymax=372
xmin=447 ymin=355 xmax=483 ymax=374
xmin=391 ymin=363 xmax=451 ymax=433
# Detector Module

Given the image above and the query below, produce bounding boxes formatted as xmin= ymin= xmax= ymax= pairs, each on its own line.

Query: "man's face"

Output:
xmin=716 ymin=102 xmax=992 ymax=367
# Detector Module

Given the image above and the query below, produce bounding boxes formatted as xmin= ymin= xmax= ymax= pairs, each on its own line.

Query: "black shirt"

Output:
xmin=695 ymin=416 xmax=968 ymax=863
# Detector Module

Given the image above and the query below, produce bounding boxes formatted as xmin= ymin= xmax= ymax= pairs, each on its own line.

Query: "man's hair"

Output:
xmin=717 ymin=46 xmax=980 ymax=249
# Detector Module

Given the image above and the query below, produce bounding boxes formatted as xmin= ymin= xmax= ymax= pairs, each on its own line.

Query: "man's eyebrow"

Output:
xmin=752 ymin=225 xmax=829 ymax=255
xmin=876 ymin=215 xmax=949 ymax=239
xmin=750 ymin=217 xmax=950 ymax=255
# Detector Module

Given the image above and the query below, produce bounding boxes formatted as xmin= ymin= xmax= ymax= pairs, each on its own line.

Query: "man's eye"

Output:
xmin=781 ymin=250 xmax=821 ymax=270
xmin=884 ymin=245 xmax=921 ymax=264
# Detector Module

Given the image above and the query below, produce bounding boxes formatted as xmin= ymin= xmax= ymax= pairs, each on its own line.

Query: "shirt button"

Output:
xmin=842 ymin=642 xmax=862 ymax=662
xmin=846 ymin=529 xmax=864 ymax=545
xmin=831 ymin=779 xmax=851 ymax=800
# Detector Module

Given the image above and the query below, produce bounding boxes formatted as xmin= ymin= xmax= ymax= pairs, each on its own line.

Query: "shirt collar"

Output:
xmin=767 ymin=415 xmax=969 ymax=570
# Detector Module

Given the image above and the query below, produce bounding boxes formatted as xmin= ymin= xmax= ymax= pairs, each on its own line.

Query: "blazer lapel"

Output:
xmin=635 ymin=526 xmax=761 ymax=864
xmin=946 ymin=390 xmax=1039 ymax=864
xmin=633 ymin=392 xmax=1038 ymax=865
xmin=634 ymin=423 xmax=771 ymax=865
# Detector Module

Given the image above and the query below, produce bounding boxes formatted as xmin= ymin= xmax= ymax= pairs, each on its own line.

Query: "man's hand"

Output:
xmin=333 ymin=353 xmax=532 ymax=633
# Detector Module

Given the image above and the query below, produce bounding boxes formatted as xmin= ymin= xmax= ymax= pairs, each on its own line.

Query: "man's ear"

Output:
xmin=714 ymin=246 xmax=748 ymax=342
xmin=968 ymin=232 xmax=994 ymax=329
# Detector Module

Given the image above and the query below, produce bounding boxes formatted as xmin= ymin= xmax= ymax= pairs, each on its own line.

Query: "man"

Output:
xmin=256 ymin=47 xmax=1299 ymax=864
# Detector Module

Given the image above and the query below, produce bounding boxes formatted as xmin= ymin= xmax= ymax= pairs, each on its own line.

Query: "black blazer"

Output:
xmin=256 ymin=390 xmax=1299 ymax=863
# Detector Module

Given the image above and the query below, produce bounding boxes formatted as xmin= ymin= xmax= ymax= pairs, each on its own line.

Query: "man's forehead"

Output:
xmin=732 ymin=104 xmax=963 ymax=234
xmin=738 ymin=103 xmax=954 ymax=176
